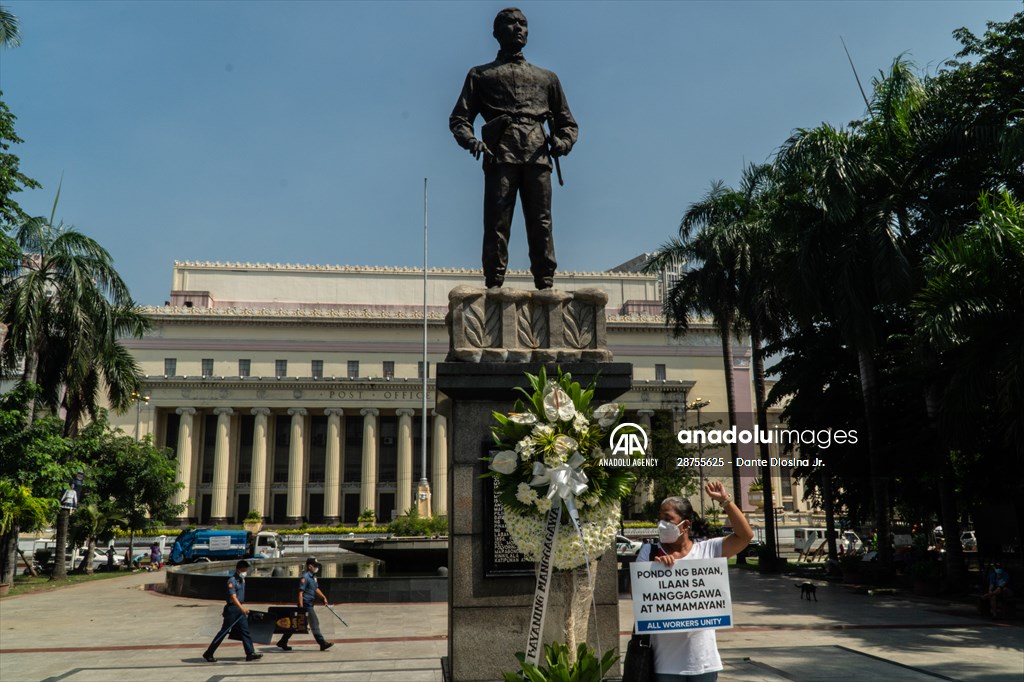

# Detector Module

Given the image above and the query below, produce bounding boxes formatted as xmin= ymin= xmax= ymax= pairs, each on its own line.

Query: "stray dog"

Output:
xmin=797 ymin=582 xmax=818 ymax=601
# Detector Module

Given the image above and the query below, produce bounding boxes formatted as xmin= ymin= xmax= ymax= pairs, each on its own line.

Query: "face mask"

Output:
xmin=238 ymin=572 xmax=248 ymax=579
xmin=657 ymin=520 xmax=684 ymax=544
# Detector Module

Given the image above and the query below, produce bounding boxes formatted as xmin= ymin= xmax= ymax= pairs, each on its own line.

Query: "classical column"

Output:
xmin=360 ymin=408 xmax=379 ymax=520
xmin=431 ymin=410 xmax=448 ymax=517
xmin=210 ymin=407 xmax=234 ymax=524
xmin=174 ymin=408 xmax=197 ymax=521
xmin=396 ymin=408 xmax=414 ymax=517
xmin=324 ymin=408 xmax=344 ymax=525
xmin=250 ymin=408 xmax=271 ymax=519
xmin=637 ymin=409 xmax=656 ymax=509
xmin=286 ymin=408 xmax=307 ymax=523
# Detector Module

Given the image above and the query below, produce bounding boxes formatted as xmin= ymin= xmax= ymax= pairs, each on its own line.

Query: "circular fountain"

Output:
xmin=165 ymin=553 xmax=446 ymax=603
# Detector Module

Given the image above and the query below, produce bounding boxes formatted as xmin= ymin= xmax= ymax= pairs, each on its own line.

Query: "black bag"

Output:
xmin=622 ymin=632 xmax=653 ymax=682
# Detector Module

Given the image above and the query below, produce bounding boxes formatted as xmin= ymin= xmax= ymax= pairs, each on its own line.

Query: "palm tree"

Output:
xmin=914 ymin=190 xmax=1023 ymax=584
xmin=729 ymin=165 xmax=790 ymax=563
xmin=645 ymin=192 xmax=747 ymax=549
xmin=916 ymin=189 xmax=1024 ymax=457
xmin=1 ymin=190 xmax=145 ymax=580
xmin=661 ymin=166 xmax=789 ymax=564
xmin=1 ymin=189 xmax=141 ymax=426
xmin=771 ymin=59 xmax=927 ymax=565
xmin=0 ymin=6 xmax=21 ymax=49
xmin=35 ymin=302 xmax=148 ymax=437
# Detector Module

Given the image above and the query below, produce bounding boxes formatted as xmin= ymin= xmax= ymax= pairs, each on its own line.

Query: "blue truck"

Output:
xmin=168 ymin=529 xmax=284 ymax=564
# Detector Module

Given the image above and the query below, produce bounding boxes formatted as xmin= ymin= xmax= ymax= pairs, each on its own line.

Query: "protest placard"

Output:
xmin=629 ymin=558 xmax=733 ymax=633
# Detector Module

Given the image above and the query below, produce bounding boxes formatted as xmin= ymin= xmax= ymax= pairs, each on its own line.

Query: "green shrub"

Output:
xmin=277 ymin=525 xmax=387 ymax=535
xmin=503 ymin=642 xmax=618 ymax=682
xmin=388 ymin=508 xmax=448 ymax=536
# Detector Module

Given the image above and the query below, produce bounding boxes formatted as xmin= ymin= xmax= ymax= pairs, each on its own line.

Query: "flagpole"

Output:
xmin=418 ymin=178 xmax=432 ymax=517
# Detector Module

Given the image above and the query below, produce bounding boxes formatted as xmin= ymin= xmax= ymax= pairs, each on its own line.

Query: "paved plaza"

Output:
xmin=0 ymin=568 xmax=1020 ymax=681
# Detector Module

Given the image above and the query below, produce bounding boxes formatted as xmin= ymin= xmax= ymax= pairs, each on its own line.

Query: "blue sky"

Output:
xmin=1 ymin=0 xmax=1018 ymax=305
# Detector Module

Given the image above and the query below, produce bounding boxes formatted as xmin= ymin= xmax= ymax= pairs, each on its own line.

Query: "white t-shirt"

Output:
xmin=637 ymin=537 xmax=726 ymax=675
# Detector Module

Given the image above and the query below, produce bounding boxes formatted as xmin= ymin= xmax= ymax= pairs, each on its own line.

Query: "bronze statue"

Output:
xmin=450 ymin=7 xmax=578 ymax=290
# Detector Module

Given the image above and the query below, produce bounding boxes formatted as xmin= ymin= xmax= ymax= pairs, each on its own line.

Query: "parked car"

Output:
xmin=616 ymin=535 xmax=642 ymax=559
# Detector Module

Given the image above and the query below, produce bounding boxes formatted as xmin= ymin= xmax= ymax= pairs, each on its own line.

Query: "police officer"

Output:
xmin=202 ymin=560 xmax=262 ymax=663
xmin=276 ymin=556 xmax=333 ymax=651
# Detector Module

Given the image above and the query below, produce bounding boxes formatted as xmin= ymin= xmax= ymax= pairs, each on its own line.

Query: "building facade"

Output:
xmin=111 ymin=261 xmax=810 ymax=526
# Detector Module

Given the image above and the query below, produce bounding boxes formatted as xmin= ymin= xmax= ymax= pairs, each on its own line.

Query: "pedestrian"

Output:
xmin=202 ymin=560 xmax=262 ymax=663
xmin=276 ymin=556 xmax=333 ymax=651
xmin=149 ymin=543 xmax=162 ymax=570
xmin=983 ymin=562 xmax=1013 ymax=618
xmin=635 ymin=482 xmax=754 ymax=681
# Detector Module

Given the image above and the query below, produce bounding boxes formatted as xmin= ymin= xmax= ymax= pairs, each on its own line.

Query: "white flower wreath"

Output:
xmin=484 ymin=367 xmax=637 ymax=570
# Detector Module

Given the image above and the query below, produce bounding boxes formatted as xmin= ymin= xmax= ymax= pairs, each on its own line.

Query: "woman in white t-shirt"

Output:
xmin=635 ymin=482 xmax=754 ymax=682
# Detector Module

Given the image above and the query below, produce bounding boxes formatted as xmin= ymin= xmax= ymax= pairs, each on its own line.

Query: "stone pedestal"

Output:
xmin=447 ymin=287 xmax=613 ymax=363
xmin=438 ymin=362 xmax=631 ymax=682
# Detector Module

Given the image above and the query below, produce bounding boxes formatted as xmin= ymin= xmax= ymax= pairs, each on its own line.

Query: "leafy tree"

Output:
xmin=625 ymin=411 xmax=698 ymax=521
xmin=0 ymin=95 xmax=41 ymax=233
xmin=72 ymin=419 xmax=184 ymax=564
xmin=68 ymin=502 xmax=123 ymax=574
xmin=0 ymin=386 xmax=71 ymax=584
xmin=0 ymin=480 xmax=56 ymax=580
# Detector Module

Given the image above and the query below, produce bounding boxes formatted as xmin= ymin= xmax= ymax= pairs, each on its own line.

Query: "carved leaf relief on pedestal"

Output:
xmin=463 ymin=299 xmax=487 ymax=348
xmin=563 ymin=302 xmax=594 ymax=349
xmin=517 ymin=302 xmax=547 ymax=348
xmin=463 ymin=298 xmax=501 ymax=348
xmin=485 ymin=299 xmax=502 ymax=347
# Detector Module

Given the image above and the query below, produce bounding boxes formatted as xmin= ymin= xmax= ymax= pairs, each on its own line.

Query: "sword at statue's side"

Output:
xmin=325 ymin=604 xmax=349 ymax=627
xmin=545 ymin=114 xmax=564 ymax=187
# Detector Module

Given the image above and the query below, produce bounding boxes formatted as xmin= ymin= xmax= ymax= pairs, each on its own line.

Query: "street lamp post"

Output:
xmin=687 ymin=398 xmax=710 ymax=516
xmin=133 ymin=392 xmax=150 ymax=441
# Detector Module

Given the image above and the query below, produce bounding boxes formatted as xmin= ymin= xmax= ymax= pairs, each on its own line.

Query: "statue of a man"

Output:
xmin=450 ymin=7 xmax=578 ymax=290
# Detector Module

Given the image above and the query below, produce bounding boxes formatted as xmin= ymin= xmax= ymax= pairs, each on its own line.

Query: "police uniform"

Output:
xmin=202 ymin=570 xmax=259 ymax=661
xmin=277 ymin=558 xmax=331 ymax=650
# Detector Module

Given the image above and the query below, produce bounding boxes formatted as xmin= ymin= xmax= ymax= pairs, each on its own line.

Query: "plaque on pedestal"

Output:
xmin=483 ymin=467 xmax=533 ymax=578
